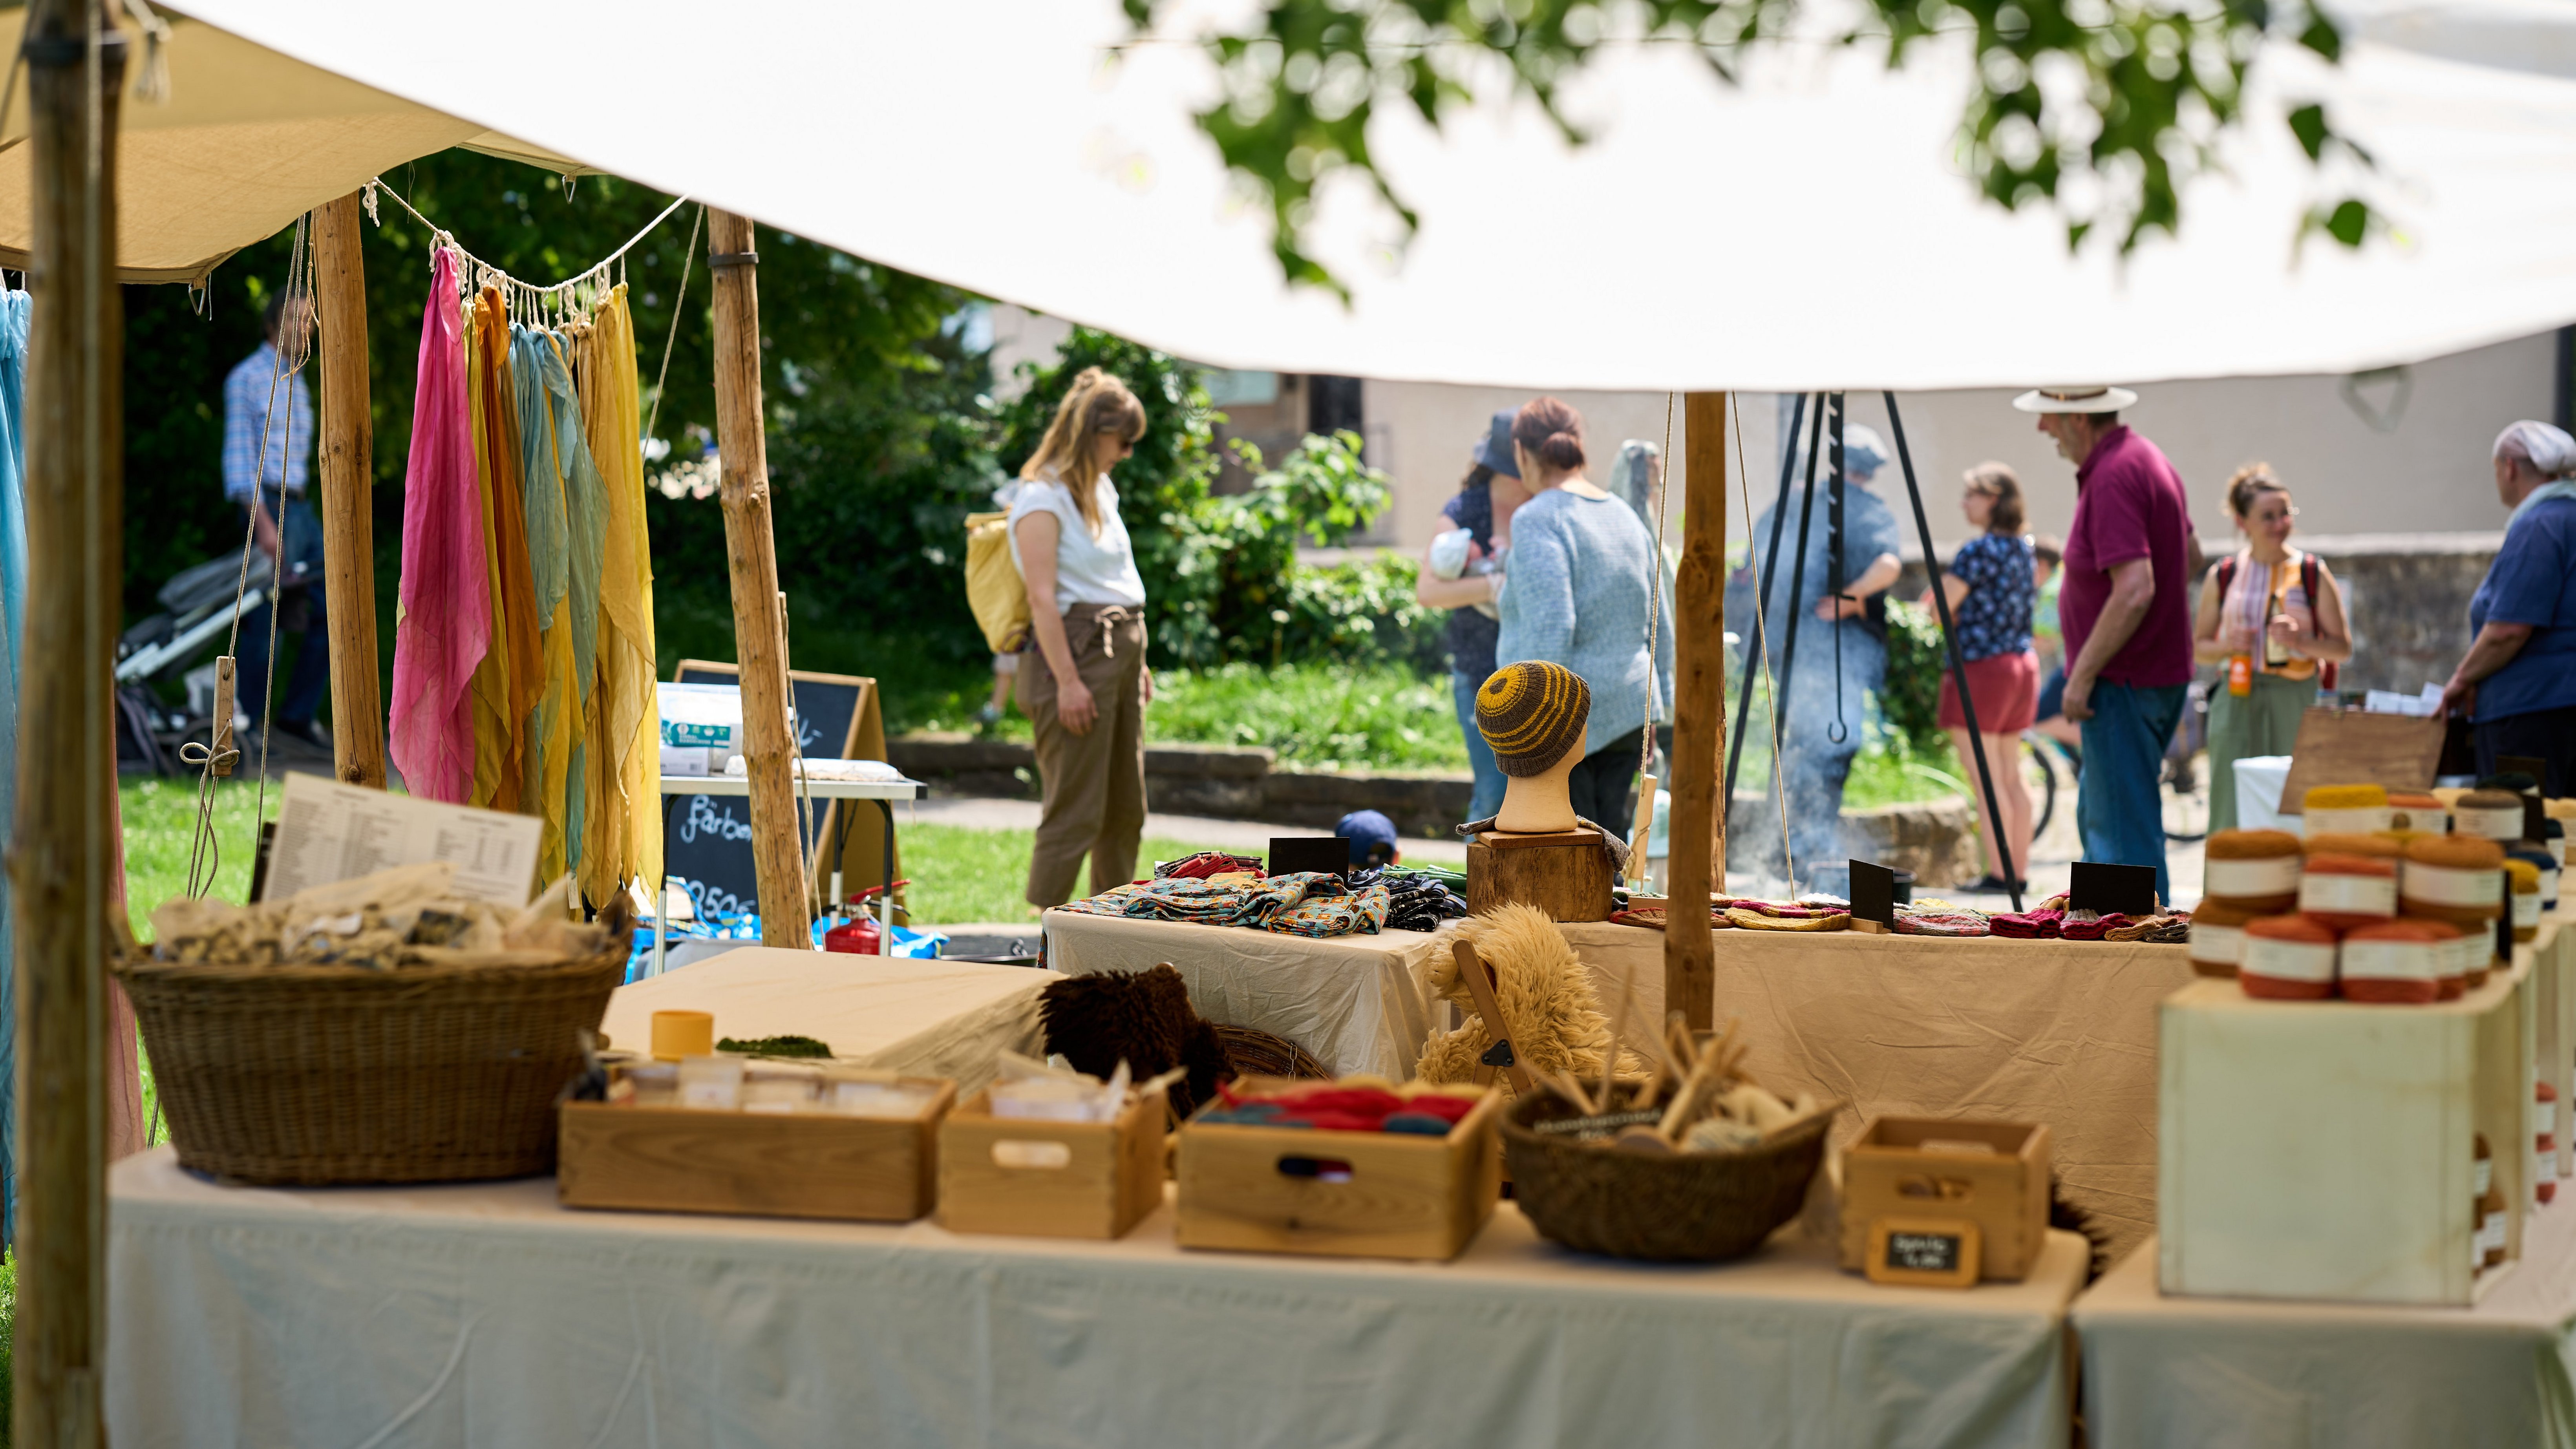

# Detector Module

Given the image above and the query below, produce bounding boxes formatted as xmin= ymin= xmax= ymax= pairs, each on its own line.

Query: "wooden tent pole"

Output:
xmin=1665 ymin=393 xmax=1729 ymax=1030
xmin=704 ymin=209 xmax=805 ymax=947
xmin=312 ymin=191 xmax=385 ymax=788
xmin=14 ymin=1 xmax=123 ymax=1442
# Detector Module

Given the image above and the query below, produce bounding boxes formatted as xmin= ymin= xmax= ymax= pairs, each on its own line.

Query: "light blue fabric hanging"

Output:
xmin=0 ymin=287 xmax=33 ymax=1243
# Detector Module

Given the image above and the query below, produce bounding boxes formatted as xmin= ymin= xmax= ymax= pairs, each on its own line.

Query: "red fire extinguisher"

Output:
xmin=824 ymin=881 xmax=910 ymax=956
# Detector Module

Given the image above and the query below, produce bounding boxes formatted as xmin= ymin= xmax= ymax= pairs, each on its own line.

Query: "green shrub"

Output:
xmin=1878 ymin=599 xmax=1950 ymax=755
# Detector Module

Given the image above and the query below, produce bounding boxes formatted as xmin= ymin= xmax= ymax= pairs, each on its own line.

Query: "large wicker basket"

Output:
xmin=114 ymin=946 xmax=621 ymax=1185
xmin=1500 ymin=1089 xmax=1832 ymax=1262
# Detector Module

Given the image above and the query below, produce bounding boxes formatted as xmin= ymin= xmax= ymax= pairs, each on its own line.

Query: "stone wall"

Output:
xmin=1894 ymin=530 xmax=2498 ymax=698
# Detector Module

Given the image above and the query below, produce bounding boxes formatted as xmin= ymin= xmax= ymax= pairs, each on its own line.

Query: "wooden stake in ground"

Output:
xmin=15 ymin=2 xmax=124 ymax=1441
xmin=706 ymin=209 xmax=806 ymax=946
xmin=1665 ymin=393 xmax=1730 ymax=1030
xmin=312 ymin=190 xmax=385 ymax=789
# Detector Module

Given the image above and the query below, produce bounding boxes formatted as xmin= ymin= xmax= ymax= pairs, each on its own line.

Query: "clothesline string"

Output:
xmin=362 ymin=175 xmax=690 ymax=311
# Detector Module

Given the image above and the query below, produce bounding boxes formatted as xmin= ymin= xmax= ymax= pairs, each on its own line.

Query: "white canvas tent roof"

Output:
xmin=35 ymin=1 xmax=2576 ymax=389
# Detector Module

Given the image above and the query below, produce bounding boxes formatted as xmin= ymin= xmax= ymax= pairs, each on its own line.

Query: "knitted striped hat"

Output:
xmin=1476 ymin=662 xmax=1590 ymax=776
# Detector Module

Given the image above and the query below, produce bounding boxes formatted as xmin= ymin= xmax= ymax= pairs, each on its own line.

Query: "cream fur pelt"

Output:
xmin=1416 ymin=903 xmax=1645 ymax=1094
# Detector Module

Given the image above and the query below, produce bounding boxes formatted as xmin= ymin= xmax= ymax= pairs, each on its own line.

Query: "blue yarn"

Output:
xmin=1382 ymin=1113 xmax=1454 ymax=1136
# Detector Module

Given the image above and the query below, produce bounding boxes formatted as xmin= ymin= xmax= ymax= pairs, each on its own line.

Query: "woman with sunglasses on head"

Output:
xmin=2193 ymin=463 xmax=2351 ymax=833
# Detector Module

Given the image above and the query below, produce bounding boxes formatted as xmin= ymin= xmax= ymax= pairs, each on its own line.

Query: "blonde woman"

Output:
xmin=1009 ymin=368 xmax=1151 ymax=908
xmin=2193 ymin=463 xmax=2351 ymax=833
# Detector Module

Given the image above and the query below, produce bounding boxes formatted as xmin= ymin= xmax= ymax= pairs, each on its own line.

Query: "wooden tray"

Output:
xmin=939 ymin=1086 xmax=1168 ymax=1240
xmin=558 ymin=1078 xmax=954 ymax=1223
xmin=1175 ymin=1078 xmax=1502 ymax=1261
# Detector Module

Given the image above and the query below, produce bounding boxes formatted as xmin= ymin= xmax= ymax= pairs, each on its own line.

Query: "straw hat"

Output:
xmin=2010 ymin=385 xmax=2138 ymax=414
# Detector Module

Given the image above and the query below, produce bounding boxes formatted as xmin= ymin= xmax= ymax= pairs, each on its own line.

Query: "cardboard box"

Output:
xmin=558 ymin=1078 xmax=953 ymax=1222
xmin=939 ymin=1086 xmax=1168 ymax=1240
xmin=2159 ymin=953 xmax=2534 ymax=1304
xmin=1839 ymin=1117 xmax=2052 ymax=1282
xmin=1176 ymin=1078 xmax=1502 ymax=1261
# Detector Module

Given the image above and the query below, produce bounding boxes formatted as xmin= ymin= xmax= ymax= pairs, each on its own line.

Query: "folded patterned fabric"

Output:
xmin=1607 ymin=904 xmax=1737 ymax=930
xmin=1265 ymin=884 xmax=1389 ymax=938
xmin=2060 ymin=911 xmax=2131 ymax=942
xmin=1988 ymin=908 xmax=2065 ymax=939
xmin=1157 ymin=851 xmax=1265 ymax=881
xmin=1797 ymin=892 xmax=1853 ymax=911
xmin=2103 ymin=914 xmax=2165 ymax=942
xmin=2141 ymin=912 xmax=2191 ymax=945
xmin=1726 ymin=906 xmax=1848 ymax=932
xmin=1380 ymin=874 xmax=1466 ymax=932
xmin=1894 ymin=910 xmax=1991 ymax=937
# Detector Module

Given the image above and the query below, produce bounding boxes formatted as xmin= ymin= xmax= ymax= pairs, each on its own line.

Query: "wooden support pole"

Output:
xmin=15 ymin=2 xmax=123 ymax=1442
xmin=312 ymin=191 xmax=385 ymax=789
xmin=1665 ymin=393 xmax=1729 ymax=1030
xmin=705 ymin=210 xmax=805 ymax=947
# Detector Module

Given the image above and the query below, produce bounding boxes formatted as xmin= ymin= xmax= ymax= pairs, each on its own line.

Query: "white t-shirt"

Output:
xmin=1006 ymin=470 xmax=1148 ymax=612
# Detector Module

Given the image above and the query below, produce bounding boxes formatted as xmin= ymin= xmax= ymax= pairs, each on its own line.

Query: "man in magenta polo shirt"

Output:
xmin=2015 ymin=386 xmax=2205 ymax=901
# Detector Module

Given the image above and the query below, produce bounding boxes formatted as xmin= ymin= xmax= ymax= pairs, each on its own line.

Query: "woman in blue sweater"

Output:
xmin=1493 ymin=398 xmax=1675 ymax=841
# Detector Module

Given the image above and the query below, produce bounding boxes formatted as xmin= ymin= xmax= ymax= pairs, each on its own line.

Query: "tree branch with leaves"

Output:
xmin=1123 ymin=0 xmax=2374 ymax=298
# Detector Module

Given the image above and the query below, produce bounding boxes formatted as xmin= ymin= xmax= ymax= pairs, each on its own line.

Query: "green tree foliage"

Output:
xmin=1878 ymin=597 xmax=1952 ymax=756
xmin=1121 ymin=0 xmax=2368 ymax=297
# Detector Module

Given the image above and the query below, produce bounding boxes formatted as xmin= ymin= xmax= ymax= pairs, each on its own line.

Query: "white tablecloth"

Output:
xmin=1042 ymin=911 xmax=1443 ymax=1078
xmin=107 ymin=1147 xmax=2090 ymax=1449
xmin=2232 ymin=754 xmax=2294 ymax=833
xmin=2073 ymin=1201 xmax=2576 ymax=1449
xmin=602 ymin=948 xmax=1050 ymax=1094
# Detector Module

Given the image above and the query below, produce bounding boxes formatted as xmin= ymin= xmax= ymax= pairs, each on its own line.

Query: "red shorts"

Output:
xmin=1936 ymin=650 xmax=2040 ymax=734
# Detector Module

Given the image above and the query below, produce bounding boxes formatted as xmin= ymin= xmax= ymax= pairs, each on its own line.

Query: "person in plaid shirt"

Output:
xmin=221 ymin=289 xmax=329 ymax=747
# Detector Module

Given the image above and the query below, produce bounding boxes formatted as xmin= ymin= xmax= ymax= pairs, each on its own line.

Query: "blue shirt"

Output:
xmin=221 ymin=342 xmax=313 ymax=502
xmin=1494 ymin=489 xmax=1676 ymax=759
xmin=1948 ymin=532 xmax=2035 ymax=662
xmin=2468 ymin=495 xmax=2576 ymax=721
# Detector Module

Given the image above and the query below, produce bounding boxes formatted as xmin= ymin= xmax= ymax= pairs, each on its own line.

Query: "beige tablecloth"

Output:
xmin=1043 ymin=911 xmax=1444 ymax=1078
xmin=1562 ymin=923 xmax=2195 ymax=1261
xmin=107 ymin=1147 xmax=2088 ymax=1449
xmin=602 ymin=948 xmax=1050 ymax=1095
xmin=2074 ymin=1204 xmax=2576 ymax=1449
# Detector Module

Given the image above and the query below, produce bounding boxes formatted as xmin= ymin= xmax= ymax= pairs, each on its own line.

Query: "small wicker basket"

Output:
xmin=1500 ymin=1089 xmax=1831 ymax=1262
xmin=114 ymin=945 xmax=621 ymax=1185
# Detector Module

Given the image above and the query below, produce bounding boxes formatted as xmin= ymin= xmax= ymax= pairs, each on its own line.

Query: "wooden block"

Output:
xmin=1176 ymin=1079 xmax=1502 ymax=1261
xmin=1466 ymin=832 xmax=1614 ymax=922
xmin=2159 ymin=956 xmax=2534 ymax=1304
xmin=558 ymin=1079 xmax=953 ymax=1222
xmin=1841 ymin=1118 xmax=2051 ymax=1281
xmin=2277 ymin=707 xmax=2446 ymax=805
xmin=938 ymin=1086 xmax=1167 ymax=1240
xmin=1848 ymin=918 xmax=1892 ymax=934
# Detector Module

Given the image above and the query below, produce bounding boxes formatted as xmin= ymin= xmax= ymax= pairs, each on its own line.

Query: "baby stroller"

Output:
xmin=111 ymin=549 xmax=313 ymax=775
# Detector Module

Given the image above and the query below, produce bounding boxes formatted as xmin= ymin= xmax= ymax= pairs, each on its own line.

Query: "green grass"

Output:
xmin=901 ymin=825 xmax=1245 ymax=925
xmin=120 ymin=775 xmax=278 ymax=942
xmin=1148 ymin=661 xmax=1466 ymax=772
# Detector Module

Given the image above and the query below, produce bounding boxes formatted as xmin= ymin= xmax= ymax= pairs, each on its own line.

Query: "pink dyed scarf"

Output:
xmin=386 ymin=249 xmax=489 ymax=801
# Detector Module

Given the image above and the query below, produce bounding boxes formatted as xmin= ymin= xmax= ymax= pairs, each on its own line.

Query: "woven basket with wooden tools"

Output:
xmin=1499 ymin=1015 xmax=1837 ymax=1262
xmin=115 ymin=866 xmax=627 ymax=1186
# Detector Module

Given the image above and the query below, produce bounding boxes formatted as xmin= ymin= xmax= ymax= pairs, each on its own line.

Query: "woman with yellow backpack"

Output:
xmin=969 ymin=367 xmax=1153 ymax=908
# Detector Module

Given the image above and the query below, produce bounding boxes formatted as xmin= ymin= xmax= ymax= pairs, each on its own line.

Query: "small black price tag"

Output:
xmin=1864 ymin=1215 xmax=1983 ymax=1288
xmin=1886 ymin=1230 xmax=1962 ymax=1273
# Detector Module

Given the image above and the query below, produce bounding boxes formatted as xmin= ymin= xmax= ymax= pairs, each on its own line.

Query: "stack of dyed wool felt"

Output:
xmin=1193 ymin=1079 xmax=1481 ymax=1135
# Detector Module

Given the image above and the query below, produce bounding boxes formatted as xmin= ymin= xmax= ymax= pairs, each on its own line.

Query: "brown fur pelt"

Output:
xmin=1417 ymin=903 xmax=1645 ymax=1094
xmin=1037 ymin=963 xmax=1234 ymax=1118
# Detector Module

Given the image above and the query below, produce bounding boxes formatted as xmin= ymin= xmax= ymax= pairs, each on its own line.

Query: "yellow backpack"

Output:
xmin=964 ymin=510 xmax=1031 ymax=655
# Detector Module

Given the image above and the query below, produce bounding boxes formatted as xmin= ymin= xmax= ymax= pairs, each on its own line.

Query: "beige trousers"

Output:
xmin=1019 ymin=604 xmax=1148 ymax=907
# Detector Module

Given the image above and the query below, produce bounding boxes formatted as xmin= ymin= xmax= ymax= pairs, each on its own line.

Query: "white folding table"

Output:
xmin=651 ymin=773 xmax=924 ymax=974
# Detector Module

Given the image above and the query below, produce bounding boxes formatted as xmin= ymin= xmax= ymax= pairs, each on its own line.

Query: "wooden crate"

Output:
xmin=1176 ymin=1079 xmax=1503 ymax=1261
xmin=938 ymin=1086 xmax=1168 ymax=1240
xmin=1839 ymin=1118 xmax=2053 ymax=1282
xmin=2159 ymin=954 xmax=2534 ymax=1305
xmin=558 ymin=1078 xmax=954 ymax=1223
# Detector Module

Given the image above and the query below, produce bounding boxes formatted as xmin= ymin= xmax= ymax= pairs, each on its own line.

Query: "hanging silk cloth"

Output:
xmin=511 ymin=325 xmax=579 ymax=883
xmin=386 ymin=248 xmax=487 ymax=802
xmin=532 ymin=330 xmax=608 ymax=882
xmin=0 ymin=289 xmax=23 ymax=1236
xmin=574 ymin=288 xmax=659 ymax=905
xmin=468 ymin=291 xmax=540 ymax=814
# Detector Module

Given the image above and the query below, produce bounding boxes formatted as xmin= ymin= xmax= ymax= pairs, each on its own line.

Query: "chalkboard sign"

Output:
xmin=665 ymin=662 xmax=877 ymax=920
xmin=1865 ymin=1216 xmax=1982 ymax=1288
xmin=1848 ymin=859 xmax=1898 ymax=927
xmin=2069 ymin=860 xmax=2160 ymax=917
